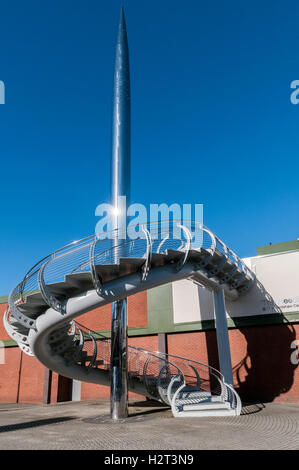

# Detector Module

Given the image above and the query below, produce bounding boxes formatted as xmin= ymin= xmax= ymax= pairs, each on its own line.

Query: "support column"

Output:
xmin=158 ymin=333 xmax=167 ymax=355
xmin=110 ymin=298 xmax=128 ymax=420
xmin=213 ymin=289 xmax=234 ymax=386
xmin=42 ymin=367 xmax=52 ymax=404
xmin=71 ymin=379 xmax=82 ymax=402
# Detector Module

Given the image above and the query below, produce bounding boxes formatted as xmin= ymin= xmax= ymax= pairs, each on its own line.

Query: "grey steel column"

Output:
xmin=213 ymin=289 xmax=234 ymax=386
xmin=110 ymin=7 xmax=130 ymax=420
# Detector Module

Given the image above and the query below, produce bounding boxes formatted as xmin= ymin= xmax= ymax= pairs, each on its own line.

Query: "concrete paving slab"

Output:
xmin=0 ymin=400 xmax=298 ymax=450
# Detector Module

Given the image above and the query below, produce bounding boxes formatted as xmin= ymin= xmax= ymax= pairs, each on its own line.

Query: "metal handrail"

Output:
xmin=176 ymin=224 xmax=192 ymax=271
xmin=71 ymin=321 xmax=235 ymax=410
xmin=18 ymin=220 xmax=242 ymax=288
xmin=5 ymin=218 xmax=256 ymax=379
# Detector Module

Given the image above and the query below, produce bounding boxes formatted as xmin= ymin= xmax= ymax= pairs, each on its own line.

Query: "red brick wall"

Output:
xmin=0 ymin=302 xmax=12 ymax=341
xmin=17 ymin=353 xmax=45 ymax=403
xmin=0 ymin=347 xmax=22 ymax=402
xmin=78 ymin=291 xmax=148 ymax=331
xmin=0 ymin=293 xmax=148 ymax=404
xmin=167 ymin=323 xmax=299 ymax=404
xmin=1 ymin=298 xmax=299 ymax=405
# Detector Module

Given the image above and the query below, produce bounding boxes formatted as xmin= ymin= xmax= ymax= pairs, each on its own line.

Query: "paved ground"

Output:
xmin=0 ymin=400 xmax=298 ymax=450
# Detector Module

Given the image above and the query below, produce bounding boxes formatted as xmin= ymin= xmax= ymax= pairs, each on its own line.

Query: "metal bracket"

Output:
xmin=231 ymin=270 xmax=247 ymax=289
xmin=239 ymin=272 xmax=256 ymax=293
xmin=8 ymin=287 xmax=36 ymax=330
xmin=208 ymin=238 xmax=229 ymax=277
xmin=3 ymin=308 xmax=31 ymax=346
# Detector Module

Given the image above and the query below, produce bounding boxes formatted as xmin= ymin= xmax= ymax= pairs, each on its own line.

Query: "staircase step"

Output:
xmin=211 ymin=248 xmax=224 ymax=260
xmin=46 ymin=281 xmax=79 ymax=297
xmin=150 ymin=253 xmax=167 ymax=267
xmin=94 ymin=264 xmax=120 ymax=283
xmin=17 ymin=303 xmax=46 ymax=316
xmin=175 ymin=407 xmax=237 ymax=417
xmin=23 ymin=292 xmax=48 ymax=307
xmin=178 ymin=390 xmax=212 ymax=399
xmin=222 ymin=258 xmax=236 ymax=272
xmin=64 ymin=273 xmax=93 ymax=291
xmin=177 ymin=396 xmax=223 ymax=406
xmin=64 ymin=273 xmax=91 ymax=289
xmin=7 ymin=319 xmax=29 ymax=335
xmin=165 ymin=249 xmax=185 ymax=263
xmin=182 ymin=401 xmax=231 ymax=412
xmin=189 ymin=248 xmax=212 ymax=265
xmin=119 ymin=258 xmax=145 ymax=276
xmin=120 ymin=257 xmax=145 ymax=267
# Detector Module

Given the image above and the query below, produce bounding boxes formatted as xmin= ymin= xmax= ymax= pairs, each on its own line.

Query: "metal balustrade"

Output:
xmin=62 ymin=322 xmax=241 ymax=415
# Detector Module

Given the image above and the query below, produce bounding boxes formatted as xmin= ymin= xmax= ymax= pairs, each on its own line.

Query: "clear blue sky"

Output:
xmin=0 ymin=0 xmax=299 ymax=295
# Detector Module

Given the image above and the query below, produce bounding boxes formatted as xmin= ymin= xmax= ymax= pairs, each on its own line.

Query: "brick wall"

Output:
xmin=0 ymin=292 xmax=149 ymax=404
xmin=167 ymin=323 xmax=299 ymax=404
xmin=1 ymin=296 xmax=299 ymax=405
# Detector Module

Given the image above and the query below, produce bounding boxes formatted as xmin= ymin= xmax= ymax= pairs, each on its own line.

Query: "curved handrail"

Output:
xmin=71 ymin=322 xmax=237 ymax=411
xmin=17 ymin=219 xmax=250 ymax=287
xmin=224 ymin=382 xmax=242 ymax=415
xmin=176 ymin=224 xmax=192 ymax=271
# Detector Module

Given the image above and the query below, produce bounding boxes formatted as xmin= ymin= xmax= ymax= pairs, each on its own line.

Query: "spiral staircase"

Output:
xmin=3 ymin=221 xmax=256 ymax=417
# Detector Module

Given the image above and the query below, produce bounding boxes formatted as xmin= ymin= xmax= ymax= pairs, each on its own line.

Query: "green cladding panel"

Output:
xmin=257 ymin=240 xmax=299 ymax=256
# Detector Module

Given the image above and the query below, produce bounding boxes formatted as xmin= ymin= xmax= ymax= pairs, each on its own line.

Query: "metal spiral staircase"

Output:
xmin=3 ymin=221 xmax=255 ymax=417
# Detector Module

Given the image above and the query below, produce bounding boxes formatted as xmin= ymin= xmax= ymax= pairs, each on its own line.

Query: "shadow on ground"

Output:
xmin=0 ymin=417 xmax=76 ymax=433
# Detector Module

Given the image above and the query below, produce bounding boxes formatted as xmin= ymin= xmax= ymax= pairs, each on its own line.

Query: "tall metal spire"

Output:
xmin=110 ymin=7 xmax=131 ymax=421
xmin=111 ymin=6 xmax=131 ymax=221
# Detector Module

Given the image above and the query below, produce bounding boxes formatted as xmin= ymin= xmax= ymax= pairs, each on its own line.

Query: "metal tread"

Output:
xmin=182 ymin=401 xmax=231 ymax=411
xmin=150 ymin=253 xmax=167 ymax=267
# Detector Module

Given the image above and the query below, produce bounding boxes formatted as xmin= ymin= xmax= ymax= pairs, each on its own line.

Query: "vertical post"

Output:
xmin=213 ymin=289 xmax=234 ymax=386
xmin=71 ymin=379 xmax=82 ymax=402
xmin=110 ymin=7 xmax=130 ymax=420
xmin=16 ymin=350 xmax=23 ymax=404
xmin=42 ymin=368 xmax=52 ymax=404
xmin=158 ymin=333 xmax=167 ymax=355
xmin=110 ymin=298 xmax=128 ymax=419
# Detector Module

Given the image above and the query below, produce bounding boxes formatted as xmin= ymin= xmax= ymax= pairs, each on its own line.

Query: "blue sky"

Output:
xmin=0 ymin=0 xmax=299 ymax=295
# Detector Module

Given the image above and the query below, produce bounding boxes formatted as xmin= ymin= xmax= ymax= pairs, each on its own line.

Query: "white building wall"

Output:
xmin=172 ymin=250 xmax=299 ymax=324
